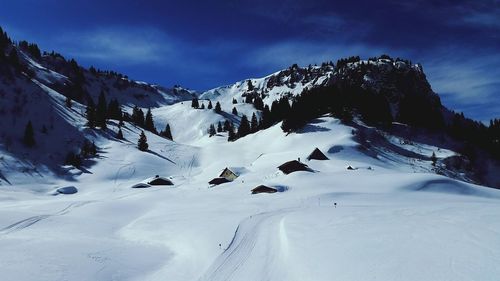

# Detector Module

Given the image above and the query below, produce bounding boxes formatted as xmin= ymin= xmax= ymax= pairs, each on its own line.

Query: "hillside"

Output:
xmin=0 ymin=28 xmax=196 ymax=184
xmin=1 ymin=117 xmax=500 ymax=281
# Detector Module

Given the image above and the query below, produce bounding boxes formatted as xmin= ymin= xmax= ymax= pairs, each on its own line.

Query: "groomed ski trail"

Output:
xmin=199 ymin=208 xmax=296 ymax=281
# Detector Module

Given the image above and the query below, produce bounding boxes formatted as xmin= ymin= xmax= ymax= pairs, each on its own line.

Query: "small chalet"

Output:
xmin=278 ymin=160 xmax=311 ymax=174
xmin=148 ymin=176 xmax=174 ymax=186
xmin=251 ymin=185 xmax=277 ymax=194
xmin=209 ymin=177 xmax=231 ymax=186
xmin=307 ymin=148 xmax=329 ymax=161
xmin=219 ymin=167 xmax=240 ymax=181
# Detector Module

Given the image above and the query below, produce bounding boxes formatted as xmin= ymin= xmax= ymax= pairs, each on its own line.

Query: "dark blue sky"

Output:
xmin=1 ymin=0 xmax=499 ymax=122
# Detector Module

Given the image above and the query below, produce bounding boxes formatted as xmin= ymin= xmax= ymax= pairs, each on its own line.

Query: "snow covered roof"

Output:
xmin=278 ymin=160 xmax=311 ymax=174
xmin=147 ymin=177 xmax=174 ymax=186
xmin=131 ymin=183 xmax=151 ymax=188
xmin=209 ymin=177 xmax=231 ymax=185
xmin=251 ymin=185 xmax=277 ymax=194
xmin=219 ymin=167 xmax=246 ymax=177
xmin=307 ymin=148 xmax=329 ymax=160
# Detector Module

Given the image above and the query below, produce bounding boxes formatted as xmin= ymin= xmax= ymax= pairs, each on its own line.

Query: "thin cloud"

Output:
xmin=55 ymin=27 xmax=174 ymax=64
xmin=423 ymin=50 xmax=500 ymax=101
xmin=460 ymin=10 xmax=500 ymax=29
xmin=414 ymin=48 xmax=500 ymax=121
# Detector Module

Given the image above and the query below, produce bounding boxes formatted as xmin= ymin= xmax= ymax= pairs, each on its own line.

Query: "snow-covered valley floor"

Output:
xmin=1 ymin=117 xmax=499 ymax=281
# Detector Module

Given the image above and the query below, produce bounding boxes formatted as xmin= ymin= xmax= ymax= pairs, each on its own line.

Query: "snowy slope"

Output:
xmin=151 ymin=100 xmax=259 ymax=144
xmin=200 ymin=64 xmax=333 ymax=109
xmin=1 ymin=117 xmax=499 ymax=281
xmin=0 ymin=45 xmax=196 ymax=185
xmin=0 ymin=74 xmax=89 ymax=184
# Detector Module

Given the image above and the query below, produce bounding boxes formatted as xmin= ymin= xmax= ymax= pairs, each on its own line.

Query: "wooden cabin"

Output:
xmin=251 ymin=185 xmax=277 ymax=194
xmin=209 ymin=177 xmax=231 ymax=186
xmin=219 ymin=167 xmax=240 ymax=181
xmin=307 ymin=148 xmax=329 ymax=161
xmin=147 ymin=176 xmax=174 ymax=186
xmin=278 ymin=160 xmax=311 ymax=174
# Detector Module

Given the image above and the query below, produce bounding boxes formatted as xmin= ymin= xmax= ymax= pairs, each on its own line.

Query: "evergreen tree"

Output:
xmin=281 ymin=117 xmax=297 ymax=133
xmin=245 ymin=95 xmax=253 ymax=104
xmin=161 ymin=124 xmax=173 ymax=141
xmin=8 ymin=48 xmax=20 ymax=70
xmin=23 ymin=121 xmax=35 ymax=147
xmin=270 ymin=96 xmax=291 ymax=122
xmin=237 ymin=115 xmax=251 ymax=138
xmin=200 ymin=103 xmax=205 ymax=109
xmin=65 ymin=96 xmax=72 ymax=108
xmin=217 ymin=121 xmax=223 ymax=133
xmin=232 ymin=107 xmax=238 ymax=116
xmin=131 ymin=106 xmax=145 ymax=127
xmin=29 ymin=43 xmax=41 ymax=59
xmin=81 ymin=140 xmax=98 ymax=158
xmin=191 ymin=98 xmax=199 ymax=108
xmin=19 ymin=41 xmax=41 ymax=59
xmin=247 ymin=80 xmax=254 ymax=91
xmin=261 ymin=105 xmax=272 ymax=129
xmin=208 ymin=124 xmax=217 ymax=137
xmin=232 ymin=98 xmax=237 ymax=104
xmin=223 ymin=120 xmax=231 ymax=132
xmin=86 ymin=105 xmax=96 ymax=128
xmin=65 ymin=152 xmax=82 ymax=167
xmin=431 ymin=152 xmax=437 ymax=166
xmin=144 ymin=109 xmax=156 ymax=133
xmin=253 ymin=96 xmax=264 ymax=110
xmin=207 ymin=100 xmax=213 ymax=109
xmin=89 ymin=66 xmax=97 ymax=76
xmin=137 ymin=131 xmax=149 ymax=151
xmin=107 ymin=99 xmax=122 ymax=120
xmin=215 ymin=102 xmax=222 ymax=113
xmin=116 ymin=127 xmax=124 ymax=140
xmin=336 ymin=107 xmax=353 ymax=123
xmin=86 ymin=95 xmax=95 ymax=108
xmin=0 ymin=26 xmax=11 ymax=55
xmin=228 ymin=125 xmax=236 ymax=141
xmin=258 ymin=117 xmax=264 ymax=130
xmin=96 ymin=91 xmax=107 ymax=129
xmin=251 ymin=112 xmax=259 ymax=133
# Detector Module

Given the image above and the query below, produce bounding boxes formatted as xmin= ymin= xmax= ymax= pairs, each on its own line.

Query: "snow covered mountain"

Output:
xmin=1 ymin=27 xmax=500 ymax=281
xmin=201 ymin=57 xmax=442 ymax=124
xmin=200 ymin=63 xmax=334 ymax=105
xmin=0 ymin=30 xmax=196 ymax=184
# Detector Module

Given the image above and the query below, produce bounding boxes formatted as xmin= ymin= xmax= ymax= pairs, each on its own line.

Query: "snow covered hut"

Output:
xmin=147 ymin=176 xmax=174 ymax=186
xmin=278 ymin=160 xmax=311 ymax=174
xmin=251 ymin=185 xmax=277 ymax=194
xmin=209 ymin=177 xmax=231 ymax=186
xmin=219 ymin=167 xmax=241 ymax=181
xmin=307 ymin=148 xmax=329 ymax=161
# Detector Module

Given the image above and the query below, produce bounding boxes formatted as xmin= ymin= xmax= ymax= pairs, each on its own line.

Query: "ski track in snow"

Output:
xmin=200 ymin=208 xmax=297 ymax=281
xmin=0 ymin=201 xmax=93 ymax=235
